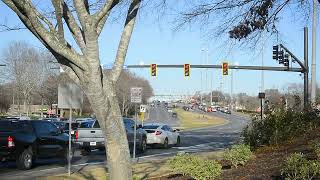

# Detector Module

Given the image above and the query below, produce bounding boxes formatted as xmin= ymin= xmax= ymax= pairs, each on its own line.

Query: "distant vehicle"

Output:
xmin=150 ymin=103 xmax=155 ymax=107
xmin=63 ymin=122 xmax=79 ymax=137
xmin=143 ymin=123 xmax=180 ymax=148
xmin=183 ymin=106 xmax=190 ymax=111
xmin=0 ymin=120 xmax=73 ymax=170
xmin=172 ymin=112 xmax=177 ymax=118
xmin=75 ymin=119 xmax=147 ymax=155
xmin=167 ymin=108 xmax=173 ymax=113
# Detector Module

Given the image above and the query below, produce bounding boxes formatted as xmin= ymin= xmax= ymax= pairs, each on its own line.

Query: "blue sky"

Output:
xmin=0 ymin=2 xmax=319 ymax=97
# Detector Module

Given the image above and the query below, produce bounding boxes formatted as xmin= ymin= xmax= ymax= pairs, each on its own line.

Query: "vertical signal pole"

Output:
xmin=304 ymin=27 xmax=309 ymax=107
xmin=311 ymin=0 xmax=317 ymax=104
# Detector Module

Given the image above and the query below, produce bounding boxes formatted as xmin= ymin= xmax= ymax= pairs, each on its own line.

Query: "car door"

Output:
xmin=46 ymin=121 xmax=65 ymax=155
xmin=168 ymin=126 xmax=178 ymax=144
xmin=161 ymin=125 xmax=171 ymax=144
xmin=124 ymin=119 xmax=134 ymax=147
xmin=33 ymin=121 xmax=58 ymax=157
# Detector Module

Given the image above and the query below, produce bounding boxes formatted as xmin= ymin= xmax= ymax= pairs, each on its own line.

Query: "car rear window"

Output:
xmin=79 ymin=121 xmax=94 ymax=128
xmin=143 ymin=125 xmax=159 ymax=129
xmin=0 ymin=120 xmax=33 ymax=133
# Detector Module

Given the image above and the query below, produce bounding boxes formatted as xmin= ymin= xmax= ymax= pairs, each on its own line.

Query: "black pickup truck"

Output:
xmin=0 ymin=119 xmax=73 ymax=170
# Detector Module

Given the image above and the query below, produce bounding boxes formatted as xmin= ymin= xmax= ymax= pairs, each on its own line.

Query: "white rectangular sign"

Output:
xmin=130 ymin=87 xmax=142 ymax=103
xmin=140 ymin=105 xmax=147 ymax=112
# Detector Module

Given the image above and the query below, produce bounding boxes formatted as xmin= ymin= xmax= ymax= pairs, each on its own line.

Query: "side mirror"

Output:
xmin=174 ymin=129 xmax=180 ymax=132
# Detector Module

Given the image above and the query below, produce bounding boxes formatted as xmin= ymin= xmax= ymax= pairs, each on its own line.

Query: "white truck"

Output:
xmin=75 ymin=118 xmax=147 ymax=155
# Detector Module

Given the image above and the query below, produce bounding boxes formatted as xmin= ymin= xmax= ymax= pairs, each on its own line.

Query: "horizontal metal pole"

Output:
xmin=0 ymin=64 xmax=6 ymax=66
xmin=126 ymin=64 xmax=304 ymax=72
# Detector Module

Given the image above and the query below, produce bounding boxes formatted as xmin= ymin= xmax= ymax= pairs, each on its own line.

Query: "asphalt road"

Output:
xmin=0 ymin=105 xmax=249 ymax=179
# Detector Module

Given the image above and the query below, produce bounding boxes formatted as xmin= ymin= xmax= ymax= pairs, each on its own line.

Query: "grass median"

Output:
xmin=37 ymin=151 xmax=225 ymax=180
xmin=174 ymin=108 xmax=228 ymax=130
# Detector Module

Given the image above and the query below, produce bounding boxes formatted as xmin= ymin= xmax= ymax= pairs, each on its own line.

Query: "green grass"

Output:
xmin=174 ymin=108 xmax=228 ymax=130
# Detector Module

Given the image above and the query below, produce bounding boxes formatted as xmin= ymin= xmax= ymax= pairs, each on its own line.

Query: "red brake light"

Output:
xmin=75 ymin=131 xmax=79 ymax=140
xmin=155 ymin=131 xmax=162 ymax=135
xmin=7 ymin=136 xmax=15 ymax=148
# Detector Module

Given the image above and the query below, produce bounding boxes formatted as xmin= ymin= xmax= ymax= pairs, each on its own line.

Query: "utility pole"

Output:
xmin=311 ymin=0 xmax=317 ymax=104
xmin=304 ymin=27 xmax=309 ymax=107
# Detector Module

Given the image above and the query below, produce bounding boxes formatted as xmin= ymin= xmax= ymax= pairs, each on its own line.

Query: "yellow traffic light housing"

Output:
xmin=150 ymin=64 xmax=157 ymax=77
xmin=222 ymin=62 xmax=228 ymax=75
xmin=184 ymin=64 xmax=190 ymax=77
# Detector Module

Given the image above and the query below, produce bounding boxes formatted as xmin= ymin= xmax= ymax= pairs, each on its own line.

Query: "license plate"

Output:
xmin=90 ymin=142 xmax=96 ymax=146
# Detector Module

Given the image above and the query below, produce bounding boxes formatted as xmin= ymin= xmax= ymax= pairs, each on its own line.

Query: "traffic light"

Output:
xmin=278 ymin=50 xmax=284 ymax=64
xmin=222 ymin=62 xmax=228 ymax=75
xmin=150 ymin=64 xmax=157 ymax=77
xmin=184 ymin=64 xmax=190 ymax=77
xmin=283 ymin=54 xmax=289 ymax=67
xmin=272 ymin=45 xmax=279 ymax=60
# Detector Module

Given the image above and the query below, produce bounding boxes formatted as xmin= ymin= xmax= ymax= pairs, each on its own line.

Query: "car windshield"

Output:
xmin=143 ymin=125 xmax=159 ymax=129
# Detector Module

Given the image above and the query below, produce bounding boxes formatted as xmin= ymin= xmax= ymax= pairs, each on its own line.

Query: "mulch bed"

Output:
xmin=148 ymin=129 xmax=320 ymax=180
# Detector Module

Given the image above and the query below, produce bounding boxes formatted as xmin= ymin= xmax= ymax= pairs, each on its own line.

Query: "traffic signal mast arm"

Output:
xmin=279 ymin=44 xmax=307 ymax=72
xmin=127 ymin=64 xmax=303 ymax=72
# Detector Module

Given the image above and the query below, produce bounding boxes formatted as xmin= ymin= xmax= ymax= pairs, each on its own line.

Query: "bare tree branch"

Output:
xmin=3 ymin=0 xmax=87 ymax=71
xmin=111 ymin=0 xmax=141 ymax=82
xmin=93 ymin=0 xmax=120 ymax=34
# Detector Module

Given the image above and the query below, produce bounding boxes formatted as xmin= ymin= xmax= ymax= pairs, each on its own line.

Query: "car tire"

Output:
xmin=175 ymin=136 xmax=181 ymax=146
xmin=80 ymin=148 xmax=91 ymax=156
xmin=163 ymin=138 xmax=169 ymax=149
xmin=139 ymin=138 xmax=147 ymax=153
xmin=16 ymin=148 xmax=33 ymax=170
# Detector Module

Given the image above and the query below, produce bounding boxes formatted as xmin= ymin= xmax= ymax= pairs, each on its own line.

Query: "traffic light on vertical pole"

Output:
xmin=150 ymin=64 xmax=157 ymax=77
xmin=184 ymin=64 xmax=190 ymax=77
xmin=222 ymin=62 xmax=228 ymax=75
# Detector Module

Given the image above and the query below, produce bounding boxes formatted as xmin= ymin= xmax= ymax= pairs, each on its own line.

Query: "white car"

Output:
xmin=143 ymin=123 xmax=180 ymax=148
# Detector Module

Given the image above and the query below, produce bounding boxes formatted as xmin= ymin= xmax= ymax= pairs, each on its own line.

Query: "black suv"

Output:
xmin=0 ymin=120 xmax=73 ymax=170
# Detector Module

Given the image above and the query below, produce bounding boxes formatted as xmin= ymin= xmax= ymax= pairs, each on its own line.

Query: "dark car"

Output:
xmin=0 ymin=120 xmax=73 ymax=170
xmin=172 ymin=112 xmax=178 ymax=118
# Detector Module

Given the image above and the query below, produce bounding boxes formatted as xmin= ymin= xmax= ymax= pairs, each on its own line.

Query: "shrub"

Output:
xmin=311 ymin=139 xmax=320 ymax=159
xmin=223 ymin=144 xmax=253 ymax=168
xmin=242 ymin=107 xmax=320 ymax=148
xmin=168 ymin=153 xmax=222 ymax=180
xmin=281 ymin=153 xmax=320 ymax=180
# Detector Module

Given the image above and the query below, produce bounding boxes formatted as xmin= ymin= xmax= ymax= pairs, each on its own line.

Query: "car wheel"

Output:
xmin=163 ymin=138 xmax=169 ymax=149
xmin=17 ymin=148 xmax=33 ymax=170
xmin=175 ymin=136 xmax=181 ymax=146
xmin=139 ymin=138 xmax=147 ymax=153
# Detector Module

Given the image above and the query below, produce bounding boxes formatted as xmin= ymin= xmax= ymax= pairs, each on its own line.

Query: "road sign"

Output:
xmin=130 ymin=87 xmax=142 ymax=103
xmin=140 ymin=105 xmax=147 ymax=112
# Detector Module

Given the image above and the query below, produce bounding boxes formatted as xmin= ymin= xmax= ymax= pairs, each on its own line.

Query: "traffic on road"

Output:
xmin=0 ymin=101 xmax=248 ymax=179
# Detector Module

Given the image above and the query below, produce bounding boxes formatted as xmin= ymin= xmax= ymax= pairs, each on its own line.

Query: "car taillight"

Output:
xmin=155 ymin=131 xmax=162 ymax=135
xmin=75 ymin=131 xmax=79 ymax=140
xmin=7 ymin=136 xmax=15 ymax=148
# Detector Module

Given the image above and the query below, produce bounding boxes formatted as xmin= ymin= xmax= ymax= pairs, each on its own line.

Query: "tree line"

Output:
xmin=0 ymin=41 xmax=153 ymax=116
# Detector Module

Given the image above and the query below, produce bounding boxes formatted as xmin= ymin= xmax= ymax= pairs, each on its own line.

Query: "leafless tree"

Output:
xmin=1 ymin=1 xmax=141 ymax=179
xmin=2 ymin=42 xmax=50 ymax=115
xmin=175 ymin=0 xmax=311 ymax=44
